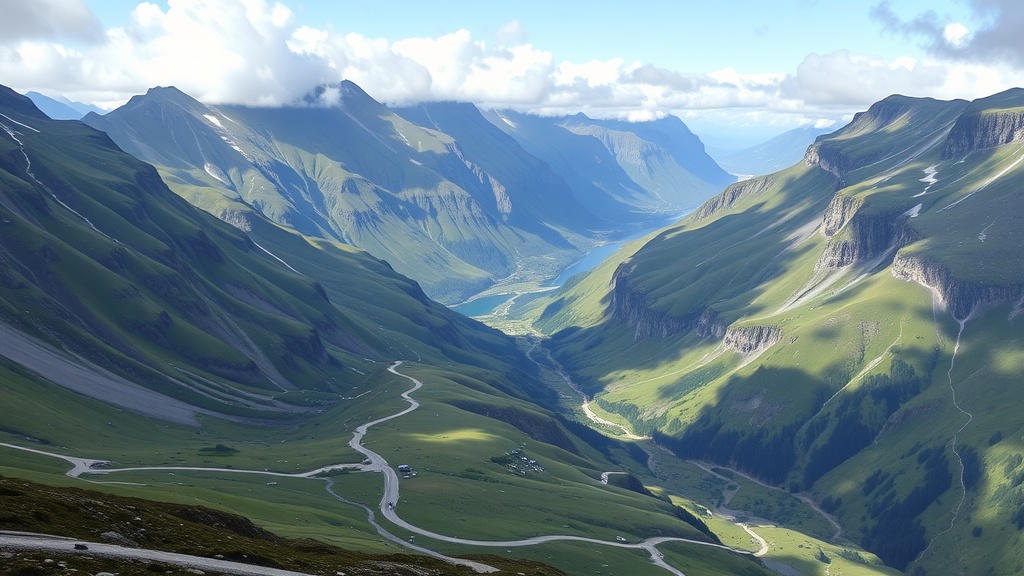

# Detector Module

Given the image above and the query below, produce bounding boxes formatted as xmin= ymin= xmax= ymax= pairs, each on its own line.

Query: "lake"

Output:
xmin=452 ymin=211 xmax=692 ymax=317
xmin=451 ymin=293 xmax=516 ymax=317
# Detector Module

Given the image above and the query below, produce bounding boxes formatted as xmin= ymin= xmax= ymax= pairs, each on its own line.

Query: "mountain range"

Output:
xmin=10 ymin=71 xmax=1024 ymax=576
xmin=0 ymin=85 xmax=768 ymax=576
xmin=81 ymin=83 xmax=732 ymax=303
xmin=24 ymin=91 xmax=106 ymax=120
xmin=521 ymin=89 xmax=1024 ymax=574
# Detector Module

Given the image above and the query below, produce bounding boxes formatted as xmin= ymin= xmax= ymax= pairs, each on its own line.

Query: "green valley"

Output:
xmin=82 ymin=84 xmax=729 ymax=304
xmin=517 ymin=90 xmax=1024 ymax=575
xmin=11 ymin=2 xmax=1024 ymax=576
xmin=8 ymin=62 xmax=1024 ymax=576
xmin=0 ymin=86 xmax=769 ymax=575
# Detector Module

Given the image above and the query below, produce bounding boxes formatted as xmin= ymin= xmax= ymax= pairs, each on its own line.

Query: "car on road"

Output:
xmin=74 ymin=543 xmax=89 ymax=550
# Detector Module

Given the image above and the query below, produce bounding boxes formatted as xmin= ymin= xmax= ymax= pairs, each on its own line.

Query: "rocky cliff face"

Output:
xmin=610 ymin=264 xmax=728 ymax=341
xmin=820 ymin=194 xmax=862 ymax=237
xmin=941 ymin=109 xmax=1024 ymax=160
xmin=816 ymin=195 xmax=918 ymax=271
xmin=803 ymin=97 xmax=923 ymax=185
xmin=723 ymin=324 xmax=782 ymax=355
xmin=611 ymin=265 xmax=687 ymax=340
xmin=695 ymin=308 xmax=728 ymax=338
xmin=693 ymin=174 xmax=775 ymax=220
xmin=803 ymin=141 xmax=847 ymax=183
xmin=892 ymin=251 xmax=1024 ymax=320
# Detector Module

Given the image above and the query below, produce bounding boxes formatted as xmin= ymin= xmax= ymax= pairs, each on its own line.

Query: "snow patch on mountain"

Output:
xmin=203 ymin=114 xmax=224 ymax=129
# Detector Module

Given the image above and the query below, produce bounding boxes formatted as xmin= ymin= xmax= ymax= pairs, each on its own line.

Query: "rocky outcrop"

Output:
xmin=816 ymin=195 xmax=919 ymax=271
xmin=610 ymin=264 xmax=726 ymax=341
xmin=723 ymin=325 xmax=781 ymax=355
xmin=804 ymin=96 xmax=924 ymax=184
xmin=692 ymin=174 xmax=775 ymax=220
xmin=695 ymin=308 xmax=728 ymax=338
xmin=941 ymin=109 xmax=1024 ymax=159
xmin=611 ymin=268 xmax=686 ymax=340
xmin=803 ymin=141 xmax=848 ymax=183
xmin=892 ymin=251 xmax=1024 ymax=320
xmin=216 ymin=208 xmax=254 ymax=232
xmin=820 ymin=194 xmax=862 ymax=237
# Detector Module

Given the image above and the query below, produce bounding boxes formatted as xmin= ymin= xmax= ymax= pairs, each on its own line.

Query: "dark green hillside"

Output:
xmin=524 ymin=89 xmax=1024 ymax=574
xmin=0 ymin=88 xmax=371 ymax=403
xmin=1 ymin=86 xmax=760 ymax=576
xmin=0 ymin=475 xmax=565 ymax=576
xmin=0 ymin=81 xmax=561 ymax=419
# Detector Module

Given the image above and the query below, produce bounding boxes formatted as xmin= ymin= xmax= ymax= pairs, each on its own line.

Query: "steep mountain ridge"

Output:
xmin=481 ymin=108 xmax=734 ymax=223
xmin=84 ymin=83 xmax=593 ymax=303
xmin=0 ymin=84 xmax=549 ymax=418
xmin=521 ymin=88 xmax=1024 ymax=573
xmin=803 ymin=94 xmax=967 ymax=184
xmin=941 ymin=87 xmax=1024 ymax=159
xmin=392 ymin=101 xmax=605 ymax=235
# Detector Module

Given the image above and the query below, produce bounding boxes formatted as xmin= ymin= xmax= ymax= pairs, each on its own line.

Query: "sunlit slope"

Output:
xmin=529 ymin=90 xmax=1024 ymax=572
xmin=1 ymin=87 xmax=772 ymax=576
xmin=83 ymin=83 xmax=594 ymax=303
xmin=0 ymin=84 xmax=553 ymax=419
xmin=0 ymin=88 xmax=380 ymax=411
xmin=393 ymin=101 xmax=611 ymax=234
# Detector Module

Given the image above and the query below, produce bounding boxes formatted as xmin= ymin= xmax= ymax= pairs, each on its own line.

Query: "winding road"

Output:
xmin=1 ymin=361 xmax=761 ymax=576
xmin=0 ymin=531 xmax=317 ymax=576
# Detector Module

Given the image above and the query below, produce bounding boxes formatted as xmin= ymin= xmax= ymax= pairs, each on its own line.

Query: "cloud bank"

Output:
xmin=4 ymin=0 xmax=1024 ymax=126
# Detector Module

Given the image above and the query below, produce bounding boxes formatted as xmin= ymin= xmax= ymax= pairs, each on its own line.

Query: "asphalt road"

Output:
xmin=0 ymin=531 xmax=316 ymax=576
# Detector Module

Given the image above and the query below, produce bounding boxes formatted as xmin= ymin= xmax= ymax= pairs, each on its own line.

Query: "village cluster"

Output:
xmin=489 ymin=447 xmax=545 ymax=476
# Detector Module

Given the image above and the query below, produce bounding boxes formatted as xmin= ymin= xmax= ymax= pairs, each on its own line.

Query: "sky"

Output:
xmin=4 ymin=0 xmax=1024 ymax=146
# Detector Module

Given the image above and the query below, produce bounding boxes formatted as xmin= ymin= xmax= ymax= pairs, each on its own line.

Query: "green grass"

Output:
xmin=515 ymin=91 xmax=1024 ymax=574
xmin=0 ymin=355 xmax=736 ymax=575
xmin=0 ymin=474 xmax=565 ymax=576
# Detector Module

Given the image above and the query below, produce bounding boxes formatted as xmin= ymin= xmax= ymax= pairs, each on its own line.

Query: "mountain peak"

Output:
xmin=0 ymin=85 xmax=50 ymax=120
xmin=144 ymin=85 xmax=197 ymax=103
xmin=117 ymin=86 xmax=206 ymax=114
xmin=301 ymin=81 xmax=376 ymax=108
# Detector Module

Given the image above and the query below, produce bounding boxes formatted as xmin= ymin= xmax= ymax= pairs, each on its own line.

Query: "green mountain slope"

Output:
xmin=0 ymin=86 xmax=768 ymax=576
xmin=525 ymin=90 xmax=1024 ymax=574
xmin=393 ymin=101 xmax=614 ymax=235
xmin=0 ymin=475 xmax=565 ymax=576
xmin=0 ymin=81 xmax=564 ymax=422
xmin=81 ymin=83 xmax=600 ymax=303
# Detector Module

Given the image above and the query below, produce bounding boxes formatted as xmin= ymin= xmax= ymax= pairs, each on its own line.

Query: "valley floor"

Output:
xmin=0 ymin=361 xmax=757 ymax=576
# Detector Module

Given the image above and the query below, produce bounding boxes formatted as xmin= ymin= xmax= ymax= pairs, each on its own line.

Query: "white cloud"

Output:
xmin=4 ymin=0 xmax=1024 ymax=128
xmin=943 ymin=22 xmax=970 ymax=47
xmin=780 ymin=50 xmax=949 ymax=106
xmin=0 ymin=0 xmax=104 ymax=44
xmin=873 ymin=0 xmax=1024 ymax=68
